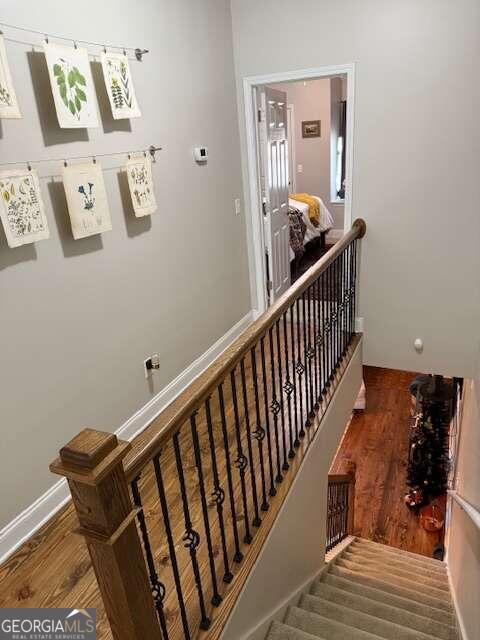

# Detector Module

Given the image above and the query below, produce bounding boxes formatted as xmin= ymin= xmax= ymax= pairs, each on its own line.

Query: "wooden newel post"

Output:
xmin=50 ymin=428 xmax=162 ymax=640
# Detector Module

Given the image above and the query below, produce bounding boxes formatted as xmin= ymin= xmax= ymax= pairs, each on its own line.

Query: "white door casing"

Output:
xmin=257 ymin=86 xmax=291 ymax=303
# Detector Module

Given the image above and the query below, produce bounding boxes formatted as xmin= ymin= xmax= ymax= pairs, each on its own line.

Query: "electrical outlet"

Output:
xmin=234 ymin=198 xmax=241 ymax=216
xmin=144 ymin=354 xmax=160 ymax=378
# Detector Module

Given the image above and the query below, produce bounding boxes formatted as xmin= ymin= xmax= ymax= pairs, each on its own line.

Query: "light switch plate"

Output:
xmin=235 ymin=198 xmax=241 ymax=215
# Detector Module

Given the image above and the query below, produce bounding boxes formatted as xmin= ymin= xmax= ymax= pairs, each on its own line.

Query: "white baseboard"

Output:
xmin=0 ymin=310 xmax=255 ymax=566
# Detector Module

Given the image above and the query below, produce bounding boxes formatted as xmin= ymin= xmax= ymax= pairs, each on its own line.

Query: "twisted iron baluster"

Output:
xmin=131 ymin=476 xmax=169 ymax=640
xmin=205 ymin=397 xmax=233 ymax=583
xmin=282 ymin=313 xmax=295 ymax=459
xmin=306 ymin=286 xmax=315 ymax=418
xmin=321 ymin=270 xmax=328 ymax=396
xmin=173 ymin=432 xmax=210 ymax=630
xmin=302 ymin=292 xmax=312 ymax=426
xmin=275 ymin=319 xmax=289 ymax=470
xmin=190 ymin=413 xmax=222 ymax=606
xmin=153 ymin=453 xmax=191 ymax=640
xmin=289 ymin=304 xmax=300 ymax=448
xmin=327 ymin=262 xmax=334 ymax=386
xmin=250 ymin=345 xmax=269 ymax=511
xmin=342 ymin=246 xmax=348 ymax=357
xmin=240 ymin=358 xmax=262 ymax=527
xmin=268 ymin=327 xmax=283 ymax=482
xmin=260 ymin=336 xmax=277 ymax=497
xmin=295 ymin=297 xmax=306 ymax=438
xmin=311 ymin=282 xmax=319 ymax=410
xmin=315 ymin=275 xmax=324 ymax=404
xmin=230 ymin=368 xmax=252 ymax=544
xmin=218 ymin=383 xmax=243 ymax=563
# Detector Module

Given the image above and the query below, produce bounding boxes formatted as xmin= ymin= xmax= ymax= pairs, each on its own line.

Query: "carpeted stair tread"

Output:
xmin=299 ymin=593 xmax=443 ymax=640
xmin=351 ymin=538 xmax=446 ymax=569
xmin=266 ymin=620 xmax=326 ymax=640
xmin=284 ymin=606 xmax=385 ymax=640
xmin=347 ymin=543 xmax=447 ymax=577
xmin=321 ymin=573 xmax=455 ymax=627
xmin=340 ymin=551 xmax=450 ymax=590
xmin=329 ymin=564 xmax=453 ymax=612
xmin=335 ymin=557 xmax=451 ymax=601
xmin=311 ymin=581 xmax=457 ymax=640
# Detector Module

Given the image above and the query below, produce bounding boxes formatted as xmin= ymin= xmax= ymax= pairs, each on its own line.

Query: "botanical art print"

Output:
xmin=0 ymin=34 xmax=21 ymax=118
xmin=63 ymin=162 xmax=112 ymax=239
xmin=101 ymin=52 xmax=141 ymax=119
xmin=126 ymin=155 xmax=157 ymax=216
xmin=0 ymin=169 xmax=49 ymax=247
xmin=44 ymin=42 xmax=98 ymax=128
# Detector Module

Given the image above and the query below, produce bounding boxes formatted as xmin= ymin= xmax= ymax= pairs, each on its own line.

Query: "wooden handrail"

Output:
xmin=124 ymin=218 xmax=366 ymax=481
xmin=328 ymin=474 xmax=353 ymax=484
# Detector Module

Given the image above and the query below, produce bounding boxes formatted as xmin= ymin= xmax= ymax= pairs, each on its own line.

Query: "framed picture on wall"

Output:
xmin=302 ymin=120 xmax=321 ymax=138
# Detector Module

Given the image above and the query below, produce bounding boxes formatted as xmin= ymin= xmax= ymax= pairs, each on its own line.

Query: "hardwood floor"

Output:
xmin=330 ymin=365 xmax=446 ymax=558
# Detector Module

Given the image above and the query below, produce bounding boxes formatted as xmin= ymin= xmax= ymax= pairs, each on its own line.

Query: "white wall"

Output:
xmin=221 ymin=339 xmax=362 ymax=640
xmin=0 ymin=0 xmax=250 ymax=528
xmin=231 ymin=0 xmax=480 ymax=378
xmin=448 ymin=375 xmax=480 ymax=640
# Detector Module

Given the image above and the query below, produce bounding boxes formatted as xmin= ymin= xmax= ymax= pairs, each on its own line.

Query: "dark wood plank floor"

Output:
xmin=330 ymin=366 xmax=446 ymax=558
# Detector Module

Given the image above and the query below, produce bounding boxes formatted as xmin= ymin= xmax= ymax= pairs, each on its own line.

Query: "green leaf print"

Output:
xmin=53 ymin=60 xmax=88 ymax=120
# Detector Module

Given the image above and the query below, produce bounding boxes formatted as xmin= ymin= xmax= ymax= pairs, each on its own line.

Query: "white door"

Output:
xmin=257 ymin=86 xmax=291 ymax=303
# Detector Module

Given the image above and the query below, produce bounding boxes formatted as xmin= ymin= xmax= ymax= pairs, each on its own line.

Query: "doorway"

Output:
xmin=243 ymin=64 xmax=355 ymax=313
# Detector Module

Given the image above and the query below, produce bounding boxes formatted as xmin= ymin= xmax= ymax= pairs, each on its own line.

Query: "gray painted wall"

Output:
xmin=448 ymin=375 xmax=480 ymax=640
xmin=0 ymin=0 xmax=250 ymax=527
xmin=231 ymin=0 xmax=480 ymax=377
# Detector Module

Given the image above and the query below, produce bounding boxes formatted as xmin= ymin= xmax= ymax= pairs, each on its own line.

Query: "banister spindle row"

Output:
xmin=50 ymin=223 xmax=365 ymax=640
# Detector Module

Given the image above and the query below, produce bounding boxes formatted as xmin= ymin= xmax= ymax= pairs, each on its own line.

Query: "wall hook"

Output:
xmin=135 ymin=48 xmax=149 ymax=61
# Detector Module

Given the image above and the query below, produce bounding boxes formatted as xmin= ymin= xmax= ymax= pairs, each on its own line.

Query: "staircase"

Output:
xmin=267 ymin=537 xmax=459 ymax=640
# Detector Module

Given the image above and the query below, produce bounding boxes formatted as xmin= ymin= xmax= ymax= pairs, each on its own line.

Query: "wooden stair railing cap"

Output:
xmin=50 ymin=427 xmax=131 ymax=486
xmin=124 ymin=218 xmax=367 ymax=482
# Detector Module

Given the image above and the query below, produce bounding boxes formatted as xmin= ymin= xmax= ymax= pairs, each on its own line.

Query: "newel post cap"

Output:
xmin=50 ymin=427 xmax=131 ymax=485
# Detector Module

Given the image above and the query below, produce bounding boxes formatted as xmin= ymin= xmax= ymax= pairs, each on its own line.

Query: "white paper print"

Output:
xmin=44 ymin=42 xmax=98 ymax=128
xmin=126 ymin=155 xmax=156 ymax=216
xmin=101 ymin=52 xmax=141 ymax=119
xmin=63 ymin=162 xmax=112 ymax=239
xmin=0 ymin=34 xmax=21 ymax=118
xmin=0 ymin=169 xmax=49 ymax=247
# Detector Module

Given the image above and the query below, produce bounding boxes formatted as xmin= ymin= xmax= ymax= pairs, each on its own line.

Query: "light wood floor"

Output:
xmin=330 ymin=366 xmax=446 ymax=558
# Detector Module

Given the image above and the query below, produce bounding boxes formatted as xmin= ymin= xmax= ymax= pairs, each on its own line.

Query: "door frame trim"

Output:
xmin=243 ymin=63 xmax=356 ymax=314
xmin=287 ymin=103 xmax=296 ymax=194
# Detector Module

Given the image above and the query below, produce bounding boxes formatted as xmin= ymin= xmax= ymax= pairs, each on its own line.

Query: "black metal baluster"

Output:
xmin=260 ymin=336 xmax=277 ymax=496
xmin=295 ymin=298 xmax=306 ymax=438
xmin=282 ymin=312 xmax=295 ymax=458
xmin=205 ymin=397 xmax=233 ymax=583
xmin=289 ymin=305 xmax=300 ymax=448
xmin=250 ymin=346 xmax=269 ymax=511
xmin=312 ymin=282 xmax=320 ymax=409
xmin=230 ymin=369 xmax=253 ymax=543
xmin=131 ymin=476 xmax=169 ymax=640
xmin=153 ymin=453 xmax=191 ymax=640
xmin=334 ymin=256 xmax=340 ymax=371
xmin=240 ymin=359 xmax=262 ymax=527
xmin=268 ymin=327 xmax=284 ymax=481
xmin=343 ymin=247 xmax=349 ymax=354
xmin=307 ymin=286 xmax=316 ymax=417
xmin=352 ymin=239 xmax=358 ymax=333
xmin=218 ymin=383 xmax=243 ymax=563
xmin=328 ymin=262 xmax=335 ymax=384
xmin=190 ymin=413 xmax=222 ymax=606
xmin=316 ymin=275 xmax=324 ymax=403
xmin=321 ymin=271 xmax=328 ymax=396
xmin=302 ymin=292 xmax=312 ymax=426
xmin=173 ymin=432 xmax=210 ymax=630
xmin=341 ymin=248 xmax=347 ymax=357
xmin=275 ymin=319 xmax=290 ymax=470
xmin=349 ymin=242 xmax=354 ymax=341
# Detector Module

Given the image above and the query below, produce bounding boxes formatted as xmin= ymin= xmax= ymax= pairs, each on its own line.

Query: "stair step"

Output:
xmin=352 ymin=538 xmax=446 ymax=569
xmin=340 ymin=552 xmax=450 ymax=591
xmin=321 ymin=573 xmax=455 ymax=627
xmin=266 ymin=620 xmax=325 ymax=640
xmin=329 ymin=564 xmax=453 ymax=613
xmin=299 ymin=593 xmax=442 ymax=640
xmin=347 ymin=542 xmax=447 ymax=577
xmin=284 ymin=606 xmax=385 ymax=640
xmin=312 ymin=581 xmax=457 ymax=640
xmin=335 ymin=557 xmax=451 ymax=601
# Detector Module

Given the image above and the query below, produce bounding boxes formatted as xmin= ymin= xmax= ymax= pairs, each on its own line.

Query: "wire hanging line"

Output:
xmin=0 ymin=22 xmax=149 ymax=60
xmin=0 ymin=145 xmax=162 ymax=169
